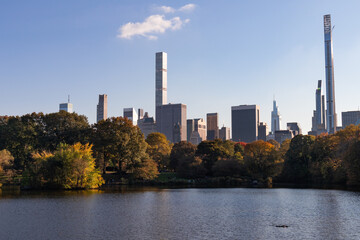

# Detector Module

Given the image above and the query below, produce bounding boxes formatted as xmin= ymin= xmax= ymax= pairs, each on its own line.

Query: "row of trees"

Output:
xmin=1 ymin=111 xmax=360 ymax=188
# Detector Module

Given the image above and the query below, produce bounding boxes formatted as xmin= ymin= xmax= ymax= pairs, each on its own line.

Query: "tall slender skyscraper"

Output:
xmin=324 ymin=14 xmax=337 ymax=134
xmin=97 ymin=94 xmax=107 ymax=123
xmin=316 ymin=80 xmax=326 ymax=130
xmin=155 ymin=52 xmax=167 ymax=121
xmin=271 ymin=99 xmax=281 ymax=134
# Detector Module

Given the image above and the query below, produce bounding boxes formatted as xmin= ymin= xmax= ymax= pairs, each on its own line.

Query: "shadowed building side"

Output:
xmin=231 ymin=105 xmax=259 ymax=143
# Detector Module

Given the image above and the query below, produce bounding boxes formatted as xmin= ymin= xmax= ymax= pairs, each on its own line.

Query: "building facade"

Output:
xmin=138 ymin=112 xmax=157 ymax=138
xmin=324 ymin=14 xmax=337 ymax=134
xmin=275 ymin=130 xmax=293 ymax=144
xmin=59 ymin=103 xmax=73 ymax=113
xmin=219 ymin=126 xmax=231 ymax=141
xmin=207 ymin=113 xmax=219 ymax=140
xmin=157 ymin=103 xmax=187 ymax=143
xmin=231 ymin=105 xmax=259 ymax=143
xmin=287 ymin=122 xmax=302 ymax=136
xmin=96 ymin=94 xmax=107 ymax=123
xmin=258 ymin=122 xmax=268 ymax=141
xmin=342 ymin=111 xmax=360 ymax=128
xmin=188 ymin=118 xmax=207 ymax=145
xmin=123 ymin=108 xmax=138 ymax=126
xmin=138 ymin=108 xmax=144 ymax=120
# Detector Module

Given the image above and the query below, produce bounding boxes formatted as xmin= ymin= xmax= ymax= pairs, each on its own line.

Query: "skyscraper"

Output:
xmin=157 ymin=103 xmax=187 ymax=143
xmin=258 ymin=122 xmax=268 ymax=141
xmin=271 ymin=99 xmax=281 ymax=134
xmin=97 ymin=94 xmax=107 ymax=123
xmin=59 ymin=95 xmax=73 ymax=113
xmin=188 ymin=118 xmax=207 ymax=145
xmin=155 ymin=52 xmax=167 ymax=121
xmin=310 ymin=80 xmax=326 ymax=135
xmin=138 ymin=108 xmax=144 ymax=120
xmin=231 ymin=105 xmax=259 ymax=142
xmin=219 ymin=126 xmax=231 ymax=141
xmin=324 ymin=14 xmax=337 ymax=134
xmin=207 ymin=113 xmax=219 ymax=140
xmin=138 ymin=112 xmax=157 ymax=138
xmin=123 ymin=108 xmax=138 ymax=126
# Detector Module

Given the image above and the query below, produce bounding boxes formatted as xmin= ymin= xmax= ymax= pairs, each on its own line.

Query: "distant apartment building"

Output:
xmin=138 ymin=108 xmax=144 ymax=120
xmin=187 ymin=118 xmax=207 ymax=145
xmin=96 ymin=94 xmax=107 ymax=123
xmin=275 ymin=130 xmax=293 ymax=144
xmin=287 ymin=122 xmax=302 ymax=136
xmin=123 ymin=108 xmax=138 ymax=126
xmin=231 ymin=105 xmax=259 ymax=143
xmin=258 ymin=122 xmax=268 ymax=141
xmin=157 ymin=103 xmax=187 ymax=143
xmin=207 ymin=113 xmax=219 ymax=140
xmin=187 ymin=119 xmax=195 ymax=142
xmin=138 ymin=112 xmax=157 ymax=138
xmin=219 ymin=126 xmax=230 ymax=141
xmin=342 ymin=111 xmax=360 ymax=128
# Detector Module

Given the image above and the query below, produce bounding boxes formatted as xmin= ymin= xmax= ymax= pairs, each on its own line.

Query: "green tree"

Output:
xmin=196 ymin=139 xmax=235 ymax=174
xmin=91 ymin=117 xmax=148 ymax=174
xmin=176 ymin=156 xmax=207 ymax=179
xmin=0 ymin=113 xmax=44 ymax=169
xmin=282 ymin=135 xmax=315 ymax=183
xmin=132 ymin=158 xmax=159 ymax=180
xmin=42 ymin=111 xmax=91 ymax=151
xmin=169 ymin=141 xmax=197 ymax=171
xmin=146 ymin=133 xmax=172 ymax=170
xmin=212 ymin=158 xmax=245 ymax=177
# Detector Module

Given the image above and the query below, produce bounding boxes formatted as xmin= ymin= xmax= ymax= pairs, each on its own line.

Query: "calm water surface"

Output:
xmin=0 ymin=187 xmax=360 ymax=240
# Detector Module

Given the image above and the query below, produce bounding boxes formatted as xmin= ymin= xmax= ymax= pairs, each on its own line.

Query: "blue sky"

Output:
xmin=1 ymin=0 xmax=360 ymax=133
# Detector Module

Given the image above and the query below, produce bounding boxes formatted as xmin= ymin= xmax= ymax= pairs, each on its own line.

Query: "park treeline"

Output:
xmin=1 ymin=111 xmax=360 ymax=189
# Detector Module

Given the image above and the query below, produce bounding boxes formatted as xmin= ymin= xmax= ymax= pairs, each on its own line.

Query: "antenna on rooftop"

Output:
xmin=68 ymin=95 xmax=70 ymax=103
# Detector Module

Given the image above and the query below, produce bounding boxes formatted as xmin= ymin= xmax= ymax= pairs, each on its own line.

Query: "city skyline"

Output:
xmin=2 ymin=1 xmax=360 ymax=133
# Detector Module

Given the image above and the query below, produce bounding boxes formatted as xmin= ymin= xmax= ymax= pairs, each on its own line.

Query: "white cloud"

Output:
xmin=157 ymin=3 xmax=196 ymax=14
xmin=118 ymin=15 xmax=189 ymax=40
xmin=158 ymin=6 xmax=175 ymax=13
xmin=179 ymin=4 xmax=196 ymax=12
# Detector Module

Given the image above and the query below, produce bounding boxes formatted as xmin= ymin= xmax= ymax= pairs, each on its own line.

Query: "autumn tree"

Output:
xmin=30 ymin=143 xmax=104 ymax=189
xmin=0 ymin=149 xmax=15 ymax=184
xmin=244 ymin=140 xmax=283 ymax=180
xmin=146 ymin=132 xmax=172 ymax=170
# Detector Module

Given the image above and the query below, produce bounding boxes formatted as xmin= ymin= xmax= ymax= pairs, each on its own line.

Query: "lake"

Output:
xmin=0 ymin=186 xmax=359 ymax=240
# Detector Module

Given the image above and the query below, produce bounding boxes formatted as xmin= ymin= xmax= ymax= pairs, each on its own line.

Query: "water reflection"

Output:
xmin=0 ymin=187 xmax=360 ymax=240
